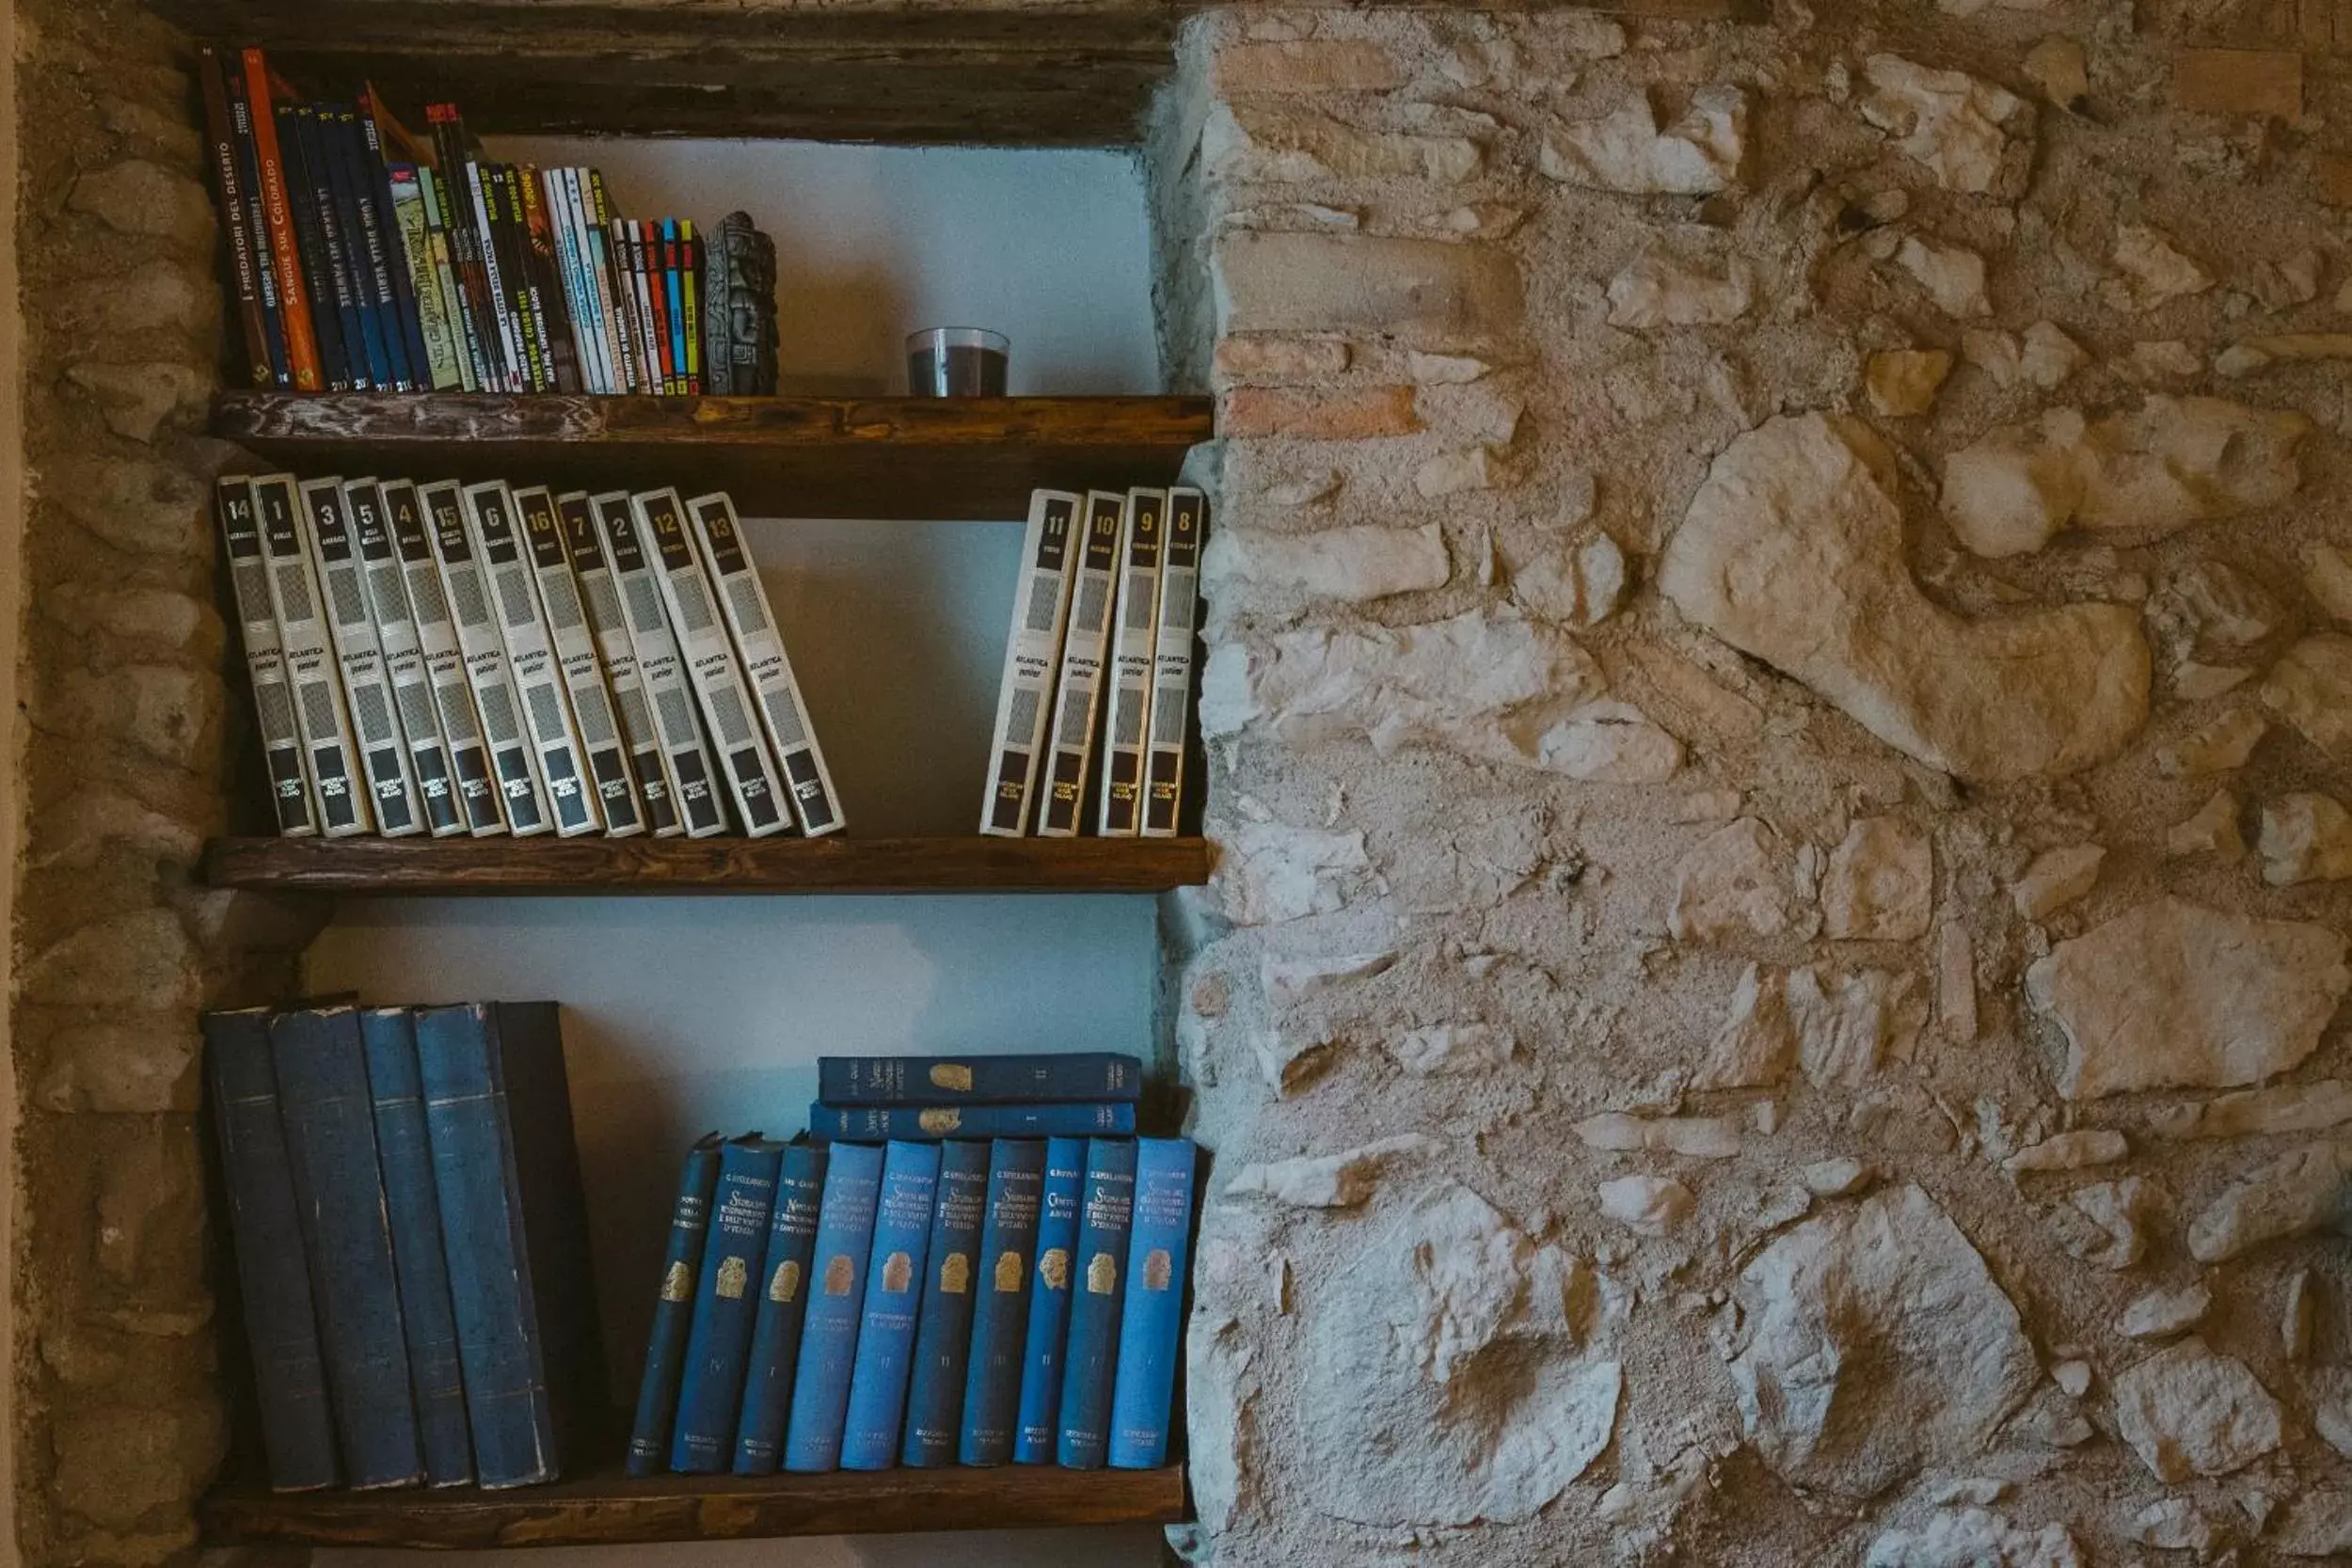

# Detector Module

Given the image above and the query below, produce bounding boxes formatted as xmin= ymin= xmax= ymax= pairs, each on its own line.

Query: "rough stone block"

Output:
xmin=1215 ymin=230 xmax=1523 ymax=350
xmin=1212 ymin=334 xmax=1349 ymax=380
xmin=2171 ymin=48 xmax=2303 ymax=118
xmin=1220 ymin=384 xmax=1420 ymax=440
xmin=68 ymin=159 xmax=215 ymax=248
xmin=1215 ymin=40 xmax=1404 ymax=96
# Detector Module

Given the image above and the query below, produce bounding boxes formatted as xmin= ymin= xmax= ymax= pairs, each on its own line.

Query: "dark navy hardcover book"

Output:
xmin=782 ymin=1141 xmax=885 ymax=1471
xmin=899 ymin=1140 xmax=991 ymax=1466
xmin=358 ymin=1006 xmax=473 ymax=1485
xmin=818 ymin=1053 xmax=1142 ymax=1105
xmin=837 ymin=1140 xmax=943 ymax=1469
xmin=1011 ymin=1136 xmax=1087 ymax=1463
xmin=731 ymin=1141 xmax=829 ymax=1474
xmin=626 ymin=1132 xmax=722 ymax=1478
xmin=669 ymin=1136 xmax=785 ymax=1473
xmin=415 ymin=1002 xmax=603 ymax=1488
xmin=1055 ymin=1137 xmax=1137 ymax=1469
xmin=268 ymin=1005 xmax=424 ymax=1488
xmin=203 ymin=1008 xmax=340 ymax=1492
xmin=809 ymin=1101 xmax=1136 ymax=1141
xmin=1108 ymin=1138 xmax=1197 ymax=1468
xmin=957 ymin=1139 xmax=1046 ymax=1465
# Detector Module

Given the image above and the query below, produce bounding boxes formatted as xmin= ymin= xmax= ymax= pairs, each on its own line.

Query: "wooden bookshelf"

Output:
xmin=200 ymin=834 xmax=1212 ymax=895
xmin=211 ymin=392 xmax=1214 ymax=519
xmin=199 ymin=1462 xmax=1187 ymax=1548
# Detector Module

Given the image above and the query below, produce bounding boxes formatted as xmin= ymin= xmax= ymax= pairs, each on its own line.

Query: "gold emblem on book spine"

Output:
xmin=770 ymin=1259 xmax=802 ymax=1304
xmin=940 ymin=1252 xmax=971 ymax=1294
xmin=918 ymin=1108 xmax=961 ymax=1133
xmin=929 ymin=1064 xmax=974 ymax=1092
xmin=993 ymin=1250 xmax=1024 ymax=1292
xmin=660 ymin=1260 xmax=692 ymax=1303
xmin=823 ymin=1254 xmax=855 ymax=1295
xmin=716 ymin=1255 xmax=749 ymax=1300
xmin=1087 ymin=1252 xmax=1118 ymax=1295
xmin=1143 ymin=1247 xmax=1172 ymax=1291
xmin=1041 ymin=1247 xmax=1070 ymax=1290
xmin=882 ymin=1250 xmax=914 ymax=1293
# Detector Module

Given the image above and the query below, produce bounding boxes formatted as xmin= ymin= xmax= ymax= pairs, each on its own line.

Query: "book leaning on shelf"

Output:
xmin=217 ymin=477 xmax=842 ymax=841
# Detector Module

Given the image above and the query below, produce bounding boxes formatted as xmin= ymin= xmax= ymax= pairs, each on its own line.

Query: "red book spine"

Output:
xmin=241 ymin=48 xmax=322 ymax=391
xmin=640 ymin=222 xmax=675 ymax=395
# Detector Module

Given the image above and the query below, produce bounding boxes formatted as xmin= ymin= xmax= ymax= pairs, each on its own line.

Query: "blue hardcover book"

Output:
xmin=1108 ymin=1138 xmax=1197 ymax=1468
xmin=670 ymin=1136 xmax=785 ymax=1473
xmin=626 ymin=1133 xmax=722 ymax=1477
xmin=663 ymin=218 xmax=688 ymax=381
xmin=415 ymin=1002 xmax=604 ymax=1488
xmin=1011 ymin=1136 xmax=1087 ymax=1463
xmin=782 ymin=1142 xmax=886 ymax=1471
xmin=732 ymin=1142 xmax=829 ymax=1474
xmin=838 ymin=1141 xmax=944 ymax=1468
xmin=202 ymin=1008 xmax=340 ymax=1492
xmin=820 ymin=1053 xmax=1143 ymax=1105
xmin=268 ymin=1005 xmax=424 ymax=1488
xmin=811 ymin=1101 xmax=1136 ymax=1141
xmin=1056 ymin=1138 xmax=1138 ymax=1469
xmin=958 ymin=1140 xmax=1047 ymax=1465
xmin=900 ymin=1141 xmax=992 ymax=1465
xmin=358 ymin=1007 xmax=472 ymax=1486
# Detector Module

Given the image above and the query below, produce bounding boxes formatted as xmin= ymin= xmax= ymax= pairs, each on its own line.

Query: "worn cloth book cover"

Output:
xmin=202 ymin=1008 xmax=339 ymax=1491
xmin=811 ymin=1101 xmax=1137 ymax=1142
xmin=626 ymin=1133 xmax=722 ymax=1477
xmin=732 ymin=1140 xmax=829 ymax=1474
xmin=669 ymin=1136 xmax=785 ymax=1473
xmin=1011 ymin=1135 xmax=1087 ymax=1463
xmin=299 ymin=475 xmax=424 ymax=835
xmin=1055 ymin=1136 xmax=1138 ymax=1469
xmin=818 ymin=1053 xmax=1141 ymax=1106
xmin=268 ymin=1005 xmax=424 ymax=1488
xmin=384 ymin=478 xmax=502 ymax=833
xmin=463 ymin=480 xmax=602 ymax=835
xmin=1107 ymin=1137 xmax=1197 ymax=1468
xmin=837 ymin=1139 xmax=944 ymax=1469
xmin=958 ymin=1139 xmax=1047 ymax=1465
xmin=782 ymin=1141 xmax=886 ymax=1472
xmin=1142 ymin=486 xmax=1206 ymax=838
xmin=1096 ymin=488 xmax=1166 ymax=837
xmin=1037 ymin=490 xmax=1127 ymax=837
xmin=516 ymin=483 xmax=644 ymax=835
xmin=345 ymin=477 xmax=464 ymax=837
xmin=213 ymin=477 xmax=315 ymax=835
xmin=358 ymin=1007 xmax=473 ymax=1484
xmin=979 ymin=489 xmax=1082 ymax=836
xmin=415 ymin=1001 xmax=603 ymax=1487
xmin=596 ymin=490 xmax=728 ymax=836
xmin=422 ymin=478 xmax=549 ymax=834
xmin=558 ymin=490 xmax=677 ymax=835
xmin=253 ymin=473 xmax=369 ymax=835
xmin=899 ymin=1139 xmax=992 ymax=1466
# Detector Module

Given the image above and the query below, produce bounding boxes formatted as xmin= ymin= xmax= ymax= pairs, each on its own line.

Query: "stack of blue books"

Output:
xmin=628 ymin=1053 xmax=1197 ymax=1477
xmin=202 ymin=1000 xmax=602 ymax=1494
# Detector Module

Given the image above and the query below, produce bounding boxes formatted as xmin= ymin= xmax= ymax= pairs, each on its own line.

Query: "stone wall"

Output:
xmin=9 ymin=1 xmax=318 ymax=1561
xmin=1157 ymin=3 xmax=2352 ymax=1561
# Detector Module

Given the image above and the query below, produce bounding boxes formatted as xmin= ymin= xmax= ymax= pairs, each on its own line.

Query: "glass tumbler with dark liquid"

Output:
xmin=907 ymin=327 xmax=1009 ymax=397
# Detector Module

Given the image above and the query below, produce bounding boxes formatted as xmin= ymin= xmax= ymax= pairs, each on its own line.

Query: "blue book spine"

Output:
xmin=1056 ymin=1138 xmax=1138 ymax=1469
xmin=819 ymin=1053 xmax=1144 ymax=1105
xmin=837 ymin=1141 xmax=944 ymax=1469
xmin=670 ymin=1137 xmax=786 ymax=1472
xmin=811 ymin=1101 xmax=1136 ymax=1141
xmin=626 ymin=1134 xmax=722 ymax=1477
xmin=781 ymin=1142 xmax=886 ymax=1471
xmin=663 ymin=218 xmax=688 ymax=382
xmin=958 ymin=1140 xmax=1046 ymax=1465
xmin=358 ymin=1007 xmax=473 ymax=1486
xmin=269 ymin=1006 xmax=424 ymax=1489
xmin=733 ymin=1143 xmax=830 ymax=1474
xmin=1107 ymin=1139 xmax=1197 ymax=1468
xmin=1011 ymin=1136 xmax=1088 ymax=1464
xmin=900 ymin=1141 xmax=992 ymax=1466
xmin=202 ymin=1009 xmax=341 ymax=1492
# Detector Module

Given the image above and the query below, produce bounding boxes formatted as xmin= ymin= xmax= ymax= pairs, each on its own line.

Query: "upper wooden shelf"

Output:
xmin=212 ymin=393 xmax=1213 ymax=520
xmin=199 ymin=1461 xmax=1187 ymax=1549
xmin=201 ymin=834 xmax=1211 ymax=895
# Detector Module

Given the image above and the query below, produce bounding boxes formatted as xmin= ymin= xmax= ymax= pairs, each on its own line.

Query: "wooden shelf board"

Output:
xmin=212 ymin=393 xmax=1214 ymax=520
xmin=199 ymin=1461 xmax=1187 ymax=1548
xmin=200 ymin=835 xmax=1212 ymax=895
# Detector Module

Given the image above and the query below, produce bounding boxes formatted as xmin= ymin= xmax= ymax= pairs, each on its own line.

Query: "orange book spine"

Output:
xmin=241 ymin=48 xmax=322 ymax=391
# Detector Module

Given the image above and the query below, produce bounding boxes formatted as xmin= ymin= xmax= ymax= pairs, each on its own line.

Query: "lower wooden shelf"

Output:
xmin=199 ymin=834 xmax=1211 ymax=895
xmin=199 ymin=1461 xmax=1187 ymax=1548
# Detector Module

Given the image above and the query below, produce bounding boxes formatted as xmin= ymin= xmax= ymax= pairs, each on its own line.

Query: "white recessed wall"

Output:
xmin=303 ymin=139 xmax=1168 ymax=1568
